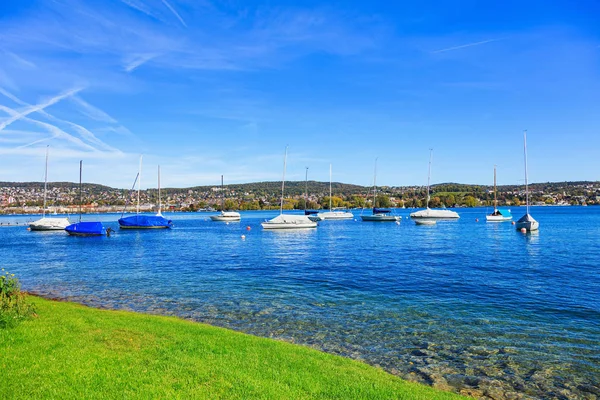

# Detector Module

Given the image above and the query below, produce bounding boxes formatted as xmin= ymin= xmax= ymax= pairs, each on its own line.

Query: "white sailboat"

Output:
xmin=210 ymin=175 xmax=241 ymax=222
xmin=516 ymin=131 xmax=539 ymax=232
xmin=361 ymin=158 xmax=400 ymax=222
xmin=318 ymin=164 xmax=353 ymax=220
xmin=262 ymin=147 xmax=317 ymax=230
xmin=486 ymin=165 xmax=512 ymax=222
xmin=29 ymin=146 xmax=70 ymax=231
xmin=410 ymin=149 xmax=460 ymax=220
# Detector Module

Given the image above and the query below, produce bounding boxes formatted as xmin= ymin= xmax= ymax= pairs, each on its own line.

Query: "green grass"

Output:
xmin=0 ymin=297 xmax=465 ymax=399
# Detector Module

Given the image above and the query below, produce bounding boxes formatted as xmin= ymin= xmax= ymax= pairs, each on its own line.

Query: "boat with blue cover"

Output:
xmin=65 ymin=161 xmax=107 ymax=236
xmin=118 ymin=159 xmax=172 ymax=229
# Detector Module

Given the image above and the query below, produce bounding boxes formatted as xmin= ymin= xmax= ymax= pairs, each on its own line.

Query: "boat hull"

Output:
xmin=210 ymin=212 xmax=241 ymax=222
xmin=516 ymin=214 xmax=539 ymax=231
xmin=415 ymin=219 xmax=436 ymax=225
xmin=410 ymin=208 xmax=460 ymax=219
xmin=118 ymin=215 xmax=173 ymax=229
xmin=360 ymin=215 xmax=401 ymax=222
xmin=65 ymin=221 xmax=106 ymax=236
xmin=486 ymin=215 xmax=512 ymax=222
xmin=318 ymin=211 xmax=354 ymax=220
xmin=261 ymin=214 xmax=317 ymax=229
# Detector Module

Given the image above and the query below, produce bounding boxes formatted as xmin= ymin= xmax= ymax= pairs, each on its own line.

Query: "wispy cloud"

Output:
xmin=5 ymin=51 xmax=36 ymax=69
xmin=161 ymin=0 xmax=187 ymax=27
xmin=431 ymin=38 xmax=502 ymax=54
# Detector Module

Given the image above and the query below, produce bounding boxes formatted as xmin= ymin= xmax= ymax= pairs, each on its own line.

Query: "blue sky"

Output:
xmin=0 ymin=0 xmax=599 ymax=188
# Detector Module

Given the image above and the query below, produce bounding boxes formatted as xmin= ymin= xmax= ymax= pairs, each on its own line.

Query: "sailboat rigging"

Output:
xmin=118 ymin=156 xmax=173 ymax=229
xmin=486 ymin=165 xmax=512 ymax=222
xmin=261 ymin=146 xmax=317 ymax=229
xmin=410 ymin=149 xmax=460 ymax=220
xmin=516 ymin=130 xmax=539 ymax=232
xmin=29 ymin=146 xmax=70 ymax=231
xmin=318 ymin=164 xmax=353 ymax=220
xmin=65 ymin=161 xmax=107 ymax=236
xmin=361 ymin=158 xmax=400 ymax=222
xmin=210 ymin=175 xmax=241 ymax=221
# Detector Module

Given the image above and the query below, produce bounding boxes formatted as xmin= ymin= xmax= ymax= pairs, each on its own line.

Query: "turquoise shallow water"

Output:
xmin=2 ymin=206 xmax=599 ymax=399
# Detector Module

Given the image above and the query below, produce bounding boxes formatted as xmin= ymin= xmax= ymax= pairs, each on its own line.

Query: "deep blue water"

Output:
xmin=2 ymin=207 xmax=599 ymax=399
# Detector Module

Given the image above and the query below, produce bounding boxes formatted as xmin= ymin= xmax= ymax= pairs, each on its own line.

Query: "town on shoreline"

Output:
xmin=1 ymin=180 xmax=598 ymax=214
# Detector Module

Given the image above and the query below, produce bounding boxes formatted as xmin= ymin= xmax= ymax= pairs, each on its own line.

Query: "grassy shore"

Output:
xmin=0 ymin=297 xmax=465 ymax=399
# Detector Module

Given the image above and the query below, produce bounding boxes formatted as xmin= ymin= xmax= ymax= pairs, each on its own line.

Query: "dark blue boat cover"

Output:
xmin=65 ymin=221 xmax=105 ymax=236
xmin=304 ymin=210 xmax=319 ymax=215
xmin=118 ymin=215 xmax=173 ymax=228
xmin=373 ymin=208 xmax=391 ymax=214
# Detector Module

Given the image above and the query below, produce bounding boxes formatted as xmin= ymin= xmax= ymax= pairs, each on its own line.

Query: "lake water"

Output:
xmin=2 ymin=207 xmax=599 ymax=399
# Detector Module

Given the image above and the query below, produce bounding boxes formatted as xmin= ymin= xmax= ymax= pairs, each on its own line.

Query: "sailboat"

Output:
xmin=318 ymin=164 xmax=353 ymax=220
xmin=210 ymin=175 xmax=241 ymax=221
xmin=486 ymin=165 xmax=512 ymax=222
xmin=65 ymin=161 xmax=107 ymax=236
xmin=29 ymin=146 xmax=70 ymax=231
xmin=410 ymin=149 xmax=460 ymax=220
xmin=516 ymin=131 xmax=539 ymax=231
xmin=118 ymin=158 xmax=173 ymax=229
xmin=361 ymin=158 xmax=400 ymax=222
xmin=303 ymin=167 xmax=323 ymax=222
xmin=261 ymin=147 xmax=317 ymax=230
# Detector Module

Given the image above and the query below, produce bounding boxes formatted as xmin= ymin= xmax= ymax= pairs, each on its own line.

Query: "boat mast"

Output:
xmin=373 ymin=157 xmax=378 ymax=208
xmin=329 ymin=164 xmax=332 ymax=211
xmin=426 ymin=149 xmax=433 ymax=209
xmin=43 ymin=145 xmax=49 ymax=218
xmin=78 ymin=160 xmax=82 ymax=223
xmin=157 ymin=165 xmax=162 ymax=216
xmin=221 ymin=175 xmax=224 ymax=211
xmin=305 ymin=167 xmax=308 ymax=211
xmin=494 ymin=165 xmax=497 ymax=211
xmin=523 ymin=130 xmax=530 ymax=215
xmin=137 ymin=155 xmax=142 ymax=215
xmin=280 ymin=146 xmax=288 ymax=215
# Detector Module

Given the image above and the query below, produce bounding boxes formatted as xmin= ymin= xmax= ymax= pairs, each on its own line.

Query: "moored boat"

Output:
xmin=118 ymin=160 xmax=172 ymax=229
xmin=65 ymin=160 xmax=108 ymax=237
xmin=515 ymin=131 xmax=539 ymax=232
xmin=29 ymin=146 xmax=70 ymax=231
xmin=261 ymin=147 xmax=317 ymax=230
xmin=210 ymin=175 xmax=241 ymax=222
xmin=361 ymin=158 xmax=400 ymax=222
xmin=410 ymin=149 xmax=459 ymax=220
xmin=486 ymin=165 xmax=512 ymax=222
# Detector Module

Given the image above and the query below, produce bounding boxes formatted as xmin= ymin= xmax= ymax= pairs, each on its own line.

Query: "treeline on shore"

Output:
xmin=1 ymin=180 xmax=598 ymax=213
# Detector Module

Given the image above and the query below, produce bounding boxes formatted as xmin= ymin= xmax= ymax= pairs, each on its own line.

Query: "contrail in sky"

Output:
xmin=0 ymin=87 xmax=83 ymax=131
xmin=161 ymin=0 xmax=187 ymax=27
xmin=431 ymin=38 xmax=502 ymax=54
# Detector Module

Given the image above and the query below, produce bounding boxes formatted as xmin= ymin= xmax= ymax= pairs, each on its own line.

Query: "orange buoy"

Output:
xmin=246 ymin=226 xmax=251 ymax=231
xmin=511 ymin=221 xmax=516 ymax=225
xmin=520 ymin=228 xmax=527 ymax=233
